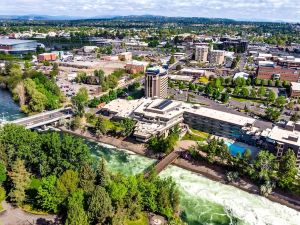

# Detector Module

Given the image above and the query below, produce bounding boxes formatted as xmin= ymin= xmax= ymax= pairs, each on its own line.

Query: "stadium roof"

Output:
xmin=0 ymin=39 xmax=36 ymax=46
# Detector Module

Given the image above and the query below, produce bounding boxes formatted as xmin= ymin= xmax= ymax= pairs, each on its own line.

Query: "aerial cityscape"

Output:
xmin=0 ymin=1 xmax=300 ymax=225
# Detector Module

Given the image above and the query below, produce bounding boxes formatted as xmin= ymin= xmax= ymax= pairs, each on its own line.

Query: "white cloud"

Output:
xmin=0 ymin=0 xmax=299 ymax=22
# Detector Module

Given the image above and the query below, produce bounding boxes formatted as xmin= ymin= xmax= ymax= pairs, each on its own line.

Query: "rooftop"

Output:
xmin=185 ymin=106 xmax=256 ymax=126
xmin=267 ymin=126 xmax=300 ymax=146
xmin=0 ymin=38 xmax=36 ymax=45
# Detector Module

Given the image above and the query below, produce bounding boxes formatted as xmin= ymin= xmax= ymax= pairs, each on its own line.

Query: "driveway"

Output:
xmin=0 ymin=201 xmax=59 ymax=225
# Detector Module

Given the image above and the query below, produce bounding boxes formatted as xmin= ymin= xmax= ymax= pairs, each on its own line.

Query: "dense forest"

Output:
xmin=0 ymin=124 xmax=183 ymax=225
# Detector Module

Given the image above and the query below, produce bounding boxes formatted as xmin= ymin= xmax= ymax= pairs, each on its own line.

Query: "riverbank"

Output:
xmin=60 ymin=127 xmax=300 ymax=212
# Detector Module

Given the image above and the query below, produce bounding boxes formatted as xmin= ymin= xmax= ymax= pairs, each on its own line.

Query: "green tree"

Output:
xmin=9 ymin=159 xmax=31 ymax=206
xmin=96 ymin=158 xmax=110 ymax=187
xmin=0 ymin=186 xmax=6 ymax=202
xmin=169 ymin=54 xmax=175 ymax=64
xmin=79 ymin=163 xmax=96 ymax=194
xmin=0 ymin=161 xmax=7 ymax=184
xmin=254 ymin=150 xmax=278 ymax=182
xmin=56 ymin=170 xmax=79 ymax=201
xmin=278 ymin=149 xmax=298 ymax=189
xmin=36 ymin=175 xmax=61 ymax=213
xmin=221 ymin=92 xmax=229 ymax=103
xmin=250 ymin=88 xmax=257 ymax=98
xmin=71 ymin=87 xmax=89 ymax=117
xmin=257 ymin=86 xmax=266 ymax=98
xmin=275 ymin=96 xmax=286 ymax=108
xmin=267 ymin=90 xmax=276 ymax=104
xmin=265 ymin=108 xmax=281 ymax=121
xmin=65 ymin=190 xmax=89 ymax=225
xmin=87 ymin=186 xmax=113 ymax=224
xmin=241 ymin=87 xmax=249 ymax=97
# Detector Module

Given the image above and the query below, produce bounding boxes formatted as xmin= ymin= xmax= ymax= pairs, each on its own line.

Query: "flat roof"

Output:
xmin=291 ymin=82 xmax=300 ymax=91
xmin=267 ymin=126 xmax=300 ymax=146
xmin=0 ymin=38 xmax=36 ymax=45
xmin=186 ymin=106 xmax=256 ymax=126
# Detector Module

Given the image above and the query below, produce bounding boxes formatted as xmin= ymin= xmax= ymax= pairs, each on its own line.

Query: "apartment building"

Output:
xmin=145 ymin=67 xmax=168 ymax=98
xmin=125 ymin=60 xmax=148 ymax=74
xmin=183 ymin=106 xmax=256 ymax=140
xmin=263 ymin=122 xmax=300 ymax=173
xmin=209 ymin=50 xmax=225 ymax=65
xmin=195 ymin=46 xmax=209 ymax=63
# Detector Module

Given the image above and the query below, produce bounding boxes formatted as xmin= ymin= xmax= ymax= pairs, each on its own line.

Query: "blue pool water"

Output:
xmin=225 ymin=141 xmax=250 ymax=156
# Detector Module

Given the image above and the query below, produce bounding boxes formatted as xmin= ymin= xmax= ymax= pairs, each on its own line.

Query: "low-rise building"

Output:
xmin=125 ymin=60 xmax=148 ymax=74
xmin=263 ymin=123 xmax=300 ymax=173
xmin=38 ymin=53 xmax=57 ymax=62
xmin=290 ymin=82 xmax=300 ymax=97
xmin=102 ymin=98 xmax=256 ymax=143
xmin=184 ymin=106 xmax=256 ymax=140
xmin=180 ymin=68 xmax=206 ymax=78
xmin=118 ymin=52 xmax=132 ymax=61
xmin=277 ymin=56 xmax=300 ymax=69
xmin=257 ymin=66 xmax=300 ymax=82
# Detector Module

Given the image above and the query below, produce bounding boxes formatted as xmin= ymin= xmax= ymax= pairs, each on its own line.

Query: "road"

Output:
xmin=0 ymin=201 xmax=58 ymax=225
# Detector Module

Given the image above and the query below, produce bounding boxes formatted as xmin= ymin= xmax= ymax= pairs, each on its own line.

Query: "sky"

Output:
xmin=0 ymin=0 xmax=300 ymax=22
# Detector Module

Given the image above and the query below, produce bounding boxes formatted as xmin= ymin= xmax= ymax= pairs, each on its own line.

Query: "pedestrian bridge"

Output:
xmin=6 ymin=107 xmax=73 ymax=129
xmin=145 ymin=148 xmax=182 ymax=177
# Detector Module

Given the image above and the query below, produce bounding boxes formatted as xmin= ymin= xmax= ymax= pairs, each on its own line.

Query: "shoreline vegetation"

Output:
xmin=60 ymin=127 xmax=300 ymax=212
xmin=0 ymin=124 xmax=183 ymax=225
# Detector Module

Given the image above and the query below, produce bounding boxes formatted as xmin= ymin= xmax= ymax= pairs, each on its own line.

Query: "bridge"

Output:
xmin=145 ymin=148 xmax=182 ymax=177
xmin=7 ymin=108 xmax=73 ymax=129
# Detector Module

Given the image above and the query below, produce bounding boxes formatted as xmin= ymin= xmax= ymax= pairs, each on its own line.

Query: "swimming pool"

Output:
xmin=225 ymin=141 xmax=251 ymax=156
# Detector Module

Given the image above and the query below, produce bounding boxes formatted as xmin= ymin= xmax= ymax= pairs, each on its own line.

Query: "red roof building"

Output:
xmin=256 ymin=66 xmax=300 ymax=82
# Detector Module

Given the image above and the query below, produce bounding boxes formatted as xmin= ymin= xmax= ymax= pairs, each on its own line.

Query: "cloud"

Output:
xmin=0 ymin=0 xmax=299 ymax=22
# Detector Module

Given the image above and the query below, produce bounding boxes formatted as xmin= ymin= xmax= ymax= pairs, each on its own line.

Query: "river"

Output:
xmin=0 ymin=89 xmax=24 ymax=121
xmin=1 ymin=88 xmax=300 ymax=225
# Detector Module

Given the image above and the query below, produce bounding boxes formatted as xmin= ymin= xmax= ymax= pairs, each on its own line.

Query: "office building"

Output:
xmin=219 ymin=37 xmax=249 ymax=53
xmin=145 ymin=67 xmax=168 ymax=98
xmin=195 ymin=46 xmax=209 ymax=63
xmin=0 ymin=38 xmax=38 ymax=54
xmin=209 ymin=50 xmax=225 ymax=65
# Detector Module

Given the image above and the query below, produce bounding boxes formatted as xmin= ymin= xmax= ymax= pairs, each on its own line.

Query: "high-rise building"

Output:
xmin=195 ymin=46 xmax=209 ymax=63
xmin=145 ymin=67 xmax=168 ymax=98
xmin=209 ymin=50 xmax=225 ymax=65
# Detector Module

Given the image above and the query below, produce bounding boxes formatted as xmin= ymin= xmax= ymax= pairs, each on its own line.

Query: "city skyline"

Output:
xmin=0 ymin=0 xmax=300 ymax=22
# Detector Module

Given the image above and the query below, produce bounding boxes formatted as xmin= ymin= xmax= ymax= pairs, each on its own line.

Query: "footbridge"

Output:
xmin=7 ymin=107 xmax=73 ymax=129
xmin=145 ymin=148 xmax=182 ymax=177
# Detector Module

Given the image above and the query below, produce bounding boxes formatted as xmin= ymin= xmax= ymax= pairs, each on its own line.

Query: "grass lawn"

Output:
xmin=183 ymin=129 xmax=209 ymax=142
xmin=125 ymin=213 xmax=149 ymax=225
xmin=231 ymin=97 xmax=263 ymax=104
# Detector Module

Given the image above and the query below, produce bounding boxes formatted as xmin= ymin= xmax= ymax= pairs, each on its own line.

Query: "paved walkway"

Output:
xmin=0 ymin=202 xmax=58 ymax=225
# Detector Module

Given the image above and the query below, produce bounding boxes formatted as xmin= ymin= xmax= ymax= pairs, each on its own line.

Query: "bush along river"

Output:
xmin=1 ymin=89 xmax=300 ymax=225
xmin=88 ymin=141 xmax=300 ymax=225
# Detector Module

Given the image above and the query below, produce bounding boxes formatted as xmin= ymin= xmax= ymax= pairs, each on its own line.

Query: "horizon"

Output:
xmin=0 ymin=0 xmax=300 ymax=23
